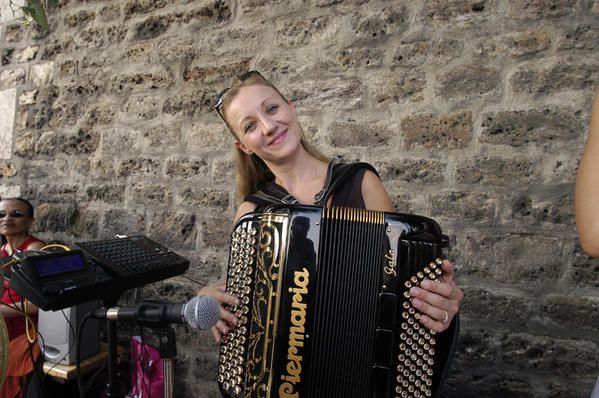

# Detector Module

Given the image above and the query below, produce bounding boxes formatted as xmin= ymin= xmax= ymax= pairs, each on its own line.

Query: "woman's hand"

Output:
xmin=198 ymin=282 xmax=239 ymax=343
xmin=409 ymin=259 xmax=463 ymax=333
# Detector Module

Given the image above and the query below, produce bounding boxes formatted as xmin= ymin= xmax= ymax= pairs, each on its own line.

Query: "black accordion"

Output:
xmin=218 ymin=205 xmax=458 ymax=398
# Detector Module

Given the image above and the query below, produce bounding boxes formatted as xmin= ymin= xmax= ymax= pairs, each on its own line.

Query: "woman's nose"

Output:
xmin=261 ymin=116 xmax=277 ymax=135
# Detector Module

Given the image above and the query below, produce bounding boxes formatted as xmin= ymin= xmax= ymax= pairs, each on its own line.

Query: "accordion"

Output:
xmin=218 ymin=205 xmax=458 ymax=398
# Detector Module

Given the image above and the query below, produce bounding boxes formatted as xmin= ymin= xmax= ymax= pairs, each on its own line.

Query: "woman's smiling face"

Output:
xmin=225 ymin=84 xmax=303 ymax=163
xmin=0 ymin=199 xmax=34 ymax=237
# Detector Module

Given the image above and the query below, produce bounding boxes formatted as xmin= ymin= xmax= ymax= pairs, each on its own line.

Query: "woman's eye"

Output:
xmin=244 ymin=121 xmax=256 ymax=133
xmin=266 ymin=104 xmax=279 ymax=114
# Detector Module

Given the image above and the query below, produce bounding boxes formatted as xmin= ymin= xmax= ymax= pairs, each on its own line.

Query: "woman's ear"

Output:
xmin=234 ymin=140 xmax=253 ymax=155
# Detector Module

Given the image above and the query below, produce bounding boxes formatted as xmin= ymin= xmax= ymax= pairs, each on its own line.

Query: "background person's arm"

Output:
xmin=576 ymin=89 xmax=599 ymax=257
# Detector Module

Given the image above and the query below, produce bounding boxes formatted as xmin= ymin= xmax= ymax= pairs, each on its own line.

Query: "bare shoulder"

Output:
xmin=361 ymin=170 xmax=394 ymax=212
xmin=234 ymin=201 xmax=258 ymax=222
xmin=27 ymin=240 xmax=45 ymax=251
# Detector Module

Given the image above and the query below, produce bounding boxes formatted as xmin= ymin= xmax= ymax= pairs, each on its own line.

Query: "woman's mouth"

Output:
xmin=268 ymin=130 xmax=288 ymax=146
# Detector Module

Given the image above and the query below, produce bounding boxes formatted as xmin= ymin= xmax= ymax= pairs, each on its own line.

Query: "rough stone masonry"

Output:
xmin=1 ymin=0 xmax=598 ymax=397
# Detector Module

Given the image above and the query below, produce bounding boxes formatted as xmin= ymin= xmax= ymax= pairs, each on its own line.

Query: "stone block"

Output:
xmin=212 ymin=156 xmax=235 ymax=184
xmin=106 ymin=25 xmax=128 ymax=44
xmin=393 ymin=38 xmax=464 ymax=67
xmin=148 ymin=212 xmax=197 ymax=251
xmin=30 ymin=61 xmax=54 ymax=86
xmin=476 ymin=29 xmax=551 ymax=58
xmin=542 ymin=295 xmax=599 ymax=332
xmin=175 ymin=187 xmax=230 ymax=210
xmin=128 ymin=182 xmax=173 ymax=206
xmin=455 ymin=156 xmax=537 ymax=186
xmin=102 ymin=209 xmax=146 ymax=238
xmin=19 ymin=89 xmax=37 ymax=105
xmin=429 ymin=190 xmax=496 ymax=224
xmin=133 ymin=15 xmax=172 ymax=40
xmin=0 ymin=87 xmax=16 ymax=159
xmin=463 ymin=233 xmax=563 ymax=283
xmin=507 ymin=0 xmax=577 ymax=19
xmin=36 ymin=183 xmax=78 ymax=203
xmin=36 ymin=129 xmax=99 ymax=156
xmin=162 ymin=87 xmax=214 ymax=118
xmin=84 ymin=103 xmax=115 ymax=126
xmin=436 ymin=64 xmax=500 ymax=99
xmin=2 ymin=48 xmax=13 ymax=65
xmin=139 ymin=122 xmax=183 ymax=153
xmin=351 ymin=5 xmax=408 ymax=41
xmin=0 ymin=68 xmax=25 ymax=85
xmin=121 ymin=93 xmax=161 ymax=121
xmin=183 ymin=122 xmax=229 ymax=153
xmin=14 ymin=46 xmax=38 ymax=63
xmin=288 ymin=77 xmax=364 ymax=111
xmin=165 ymin=158 xmax=209 ymax=179
xmin=117 ymin=157 xmax=161 ymax=177
xmin=100 ymin=128 xmax=142 ymax=155
xmin=420 ymin=0 xmax=488 ymax=21
xmin=557 ymin=24 xmax=599 ymax=50
xmin=35 ymin=203 xmax=67 ymax=233
xmin=39 ymin=38 xmax=71 ymax=60
xmin=63 ymin=78 xmax=104 ymax=99
xmin=48 ymin=102 xmax=82 ymax=128
xmin=200 ymin=215 xmax=232 ymax=249
xmin=65 ymin=206 xmax=99 ymax=239
xmin=109 ymin=67 xmax=173 ymax=92
xmin=327 ymin=120 xmax=394 ymax=147
xmin=501 ymin=332 xmax=599 ymax=377
xmin=20 ymin=159 xmax=69 ymax=179
xmin=387 ymin=191 xmax=427 ymax=215
xmin=370 ymin=70 xmax=426 ymax=103
xmin=183 ymin=60 xmax=251 ymax=83
xmin=64 ymin=10 xmax=95 ymax=28
xmin=0 ymin=162 xmax=17 ymax=178
xmin=402 ymin=111 xmax=472 ymax=150
xmin=274 ymin=15 xmax=333 ymax=47
xmin=99 ymin=4 xmax=121 ymax=22
xmin=73 ymin=28 xmax=105 ymax=50
xmin=83 ymin=184 xmax=126 ymax=204
xmin=14 ymin=130 xmax=35 ymax=158
xmin=442 ymin=371 xmax=532 ymax=398
xmin=508 ymin=188 xmax=574 ymax=225
xmin=569 ymin=243 xmax=599 ymax=287
xmin=377 ymin=158 xmax=446 ymax=184
xmin=480 ymin=106 xmax=582 ymax=147
xmin=330 ymin=47 xmax=385 ymax=70
xmin=460 ymin=287 xmax=532 ymax=323
xmin=4 ymin=24 xmax=24 ymax=42
xmin=509 ymin=60 xmax=599 ymax=96
xmin=123 ymin=0 xmax=168 ymax=20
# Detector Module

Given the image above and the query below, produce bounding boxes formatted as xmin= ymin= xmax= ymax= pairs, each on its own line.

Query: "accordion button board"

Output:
xmin=218 ymin=205 xmax=458 ymax=398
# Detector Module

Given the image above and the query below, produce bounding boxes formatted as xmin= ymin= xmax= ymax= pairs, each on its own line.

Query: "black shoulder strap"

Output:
xmin=315 ymin=162 xmax=378 ymax=206
xmin=244 ymin=161 xmax=378 ymax=208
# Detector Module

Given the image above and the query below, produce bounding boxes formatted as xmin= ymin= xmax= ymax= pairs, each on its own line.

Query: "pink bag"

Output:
xmin=127 ymin=336 xmax=164 ymax=398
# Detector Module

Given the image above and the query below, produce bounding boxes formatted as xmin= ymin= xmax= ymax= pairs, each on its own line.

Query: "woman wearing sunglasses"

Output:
xmin=199 ymin=71 xmax=463 ymax=344
xmin=1 ymin=197 xmax=45 ymax=398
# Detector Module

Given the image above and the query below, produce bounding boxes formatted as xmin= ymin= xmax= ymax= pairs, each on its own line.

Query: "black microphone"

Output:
xmin=92 ymin=296 xmax=220 ymax=330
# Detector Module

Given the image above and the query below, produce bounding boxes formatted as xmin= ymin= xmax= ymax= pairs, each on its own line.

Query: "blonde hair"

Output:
xmin=217 ymin=72 xmax=328 ymax=202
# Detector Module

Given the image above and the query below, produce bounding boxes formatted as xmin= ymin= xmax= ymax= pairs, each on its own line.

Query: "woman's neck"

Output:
xmin=267 ymin=149 xmax=328 ymax=203
xmin=4 ymin=234 xmax=29 ymax=254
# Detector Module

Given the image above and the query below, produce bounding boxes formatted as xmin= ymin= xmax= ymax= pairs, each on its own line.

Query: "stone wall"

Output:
xmin=1 ymin=0 xmax=598 ymax=397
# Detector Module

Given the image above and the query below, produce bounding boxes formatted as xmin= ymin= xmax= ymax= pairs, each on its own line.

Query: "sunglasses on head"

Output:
xmin=213 ymin=70 xmax=266 ymax=121
xmin=0 ymin=209 xmax=30 ymax=218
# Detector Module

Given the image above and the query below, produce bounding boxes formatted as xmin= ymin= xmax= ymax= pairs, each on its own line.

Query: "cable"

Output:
xmin=40 ymin=244 xmax=71 ymax=252
xmin=76 ymin=311 xmax=94 ymax=398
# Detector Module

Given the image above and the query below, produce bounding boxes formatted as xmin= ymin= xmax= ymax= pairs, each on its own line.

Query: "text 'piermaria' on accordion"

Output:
xmin=218 ymin=205 xmax=458 ymax=398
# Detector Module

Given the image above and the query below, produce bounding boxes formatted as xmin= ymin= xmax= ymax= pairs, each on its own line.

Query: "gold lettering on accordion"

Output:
xmin=279 ymin=267 xmax=310 ymax=398
xmin=385 ymin=249 xmax=397 ymax=277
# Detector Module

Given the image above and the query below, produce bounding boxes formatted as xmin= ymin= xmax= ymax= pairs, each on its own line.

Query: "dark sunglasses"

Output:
xmin=0 ymin=209 xmax=30 ymax=218
xmin=213 ymin=70 xmax=266 ymax=121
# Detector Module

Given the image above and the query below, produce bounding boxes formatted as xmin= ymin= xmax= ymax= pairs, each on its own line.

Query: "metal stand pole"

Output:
xmin=155 ymin=327 xmax=177 ymax=398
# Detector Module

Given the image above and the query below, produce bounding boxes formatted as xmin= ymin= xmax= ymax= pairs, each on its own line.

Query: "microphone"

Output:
xmin=92 ymin=296 xmax=220 ymax=330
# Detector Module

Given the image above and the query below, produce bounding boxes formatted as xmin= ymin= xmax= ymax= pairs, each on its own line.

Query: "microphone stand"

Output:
xmin=153 ymin=327 xmax=177 ymax=398
xmin=104 ymin=298 xmax=120 ymax=397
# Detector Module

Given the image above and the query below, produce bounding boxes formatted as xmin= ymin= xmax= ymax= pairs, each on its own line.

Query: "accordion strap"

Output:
xmin=244 ymin=161 xmax=379 ymax=208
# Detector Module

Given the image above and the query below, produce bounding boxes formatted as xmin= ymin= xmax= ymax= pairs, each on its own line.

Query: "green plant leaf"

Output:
xmin=25 ymin=0 xmax=49 ymax=30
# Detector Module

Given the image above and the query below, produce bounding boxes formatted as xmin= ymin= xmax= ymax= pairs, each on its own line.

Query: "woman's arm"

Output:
xmin=575 ymin=89 xmax=599 ymax=257
xmin=362 ymin=169 xmax=463 ymax=332
xmin=199 ymin=201 xmax=257 ymax=343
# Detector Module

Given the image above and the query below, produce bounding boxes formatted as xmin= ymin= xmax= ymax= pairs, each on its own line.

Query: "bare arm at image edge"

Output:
xmin=575 ymin=89 xmax=599 ymax=257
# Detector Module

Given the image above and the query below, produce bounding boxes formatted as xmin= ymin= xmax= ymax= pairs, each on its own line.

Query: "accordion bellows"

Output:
xmin=218 ymin=205 xmax=458 ymax=398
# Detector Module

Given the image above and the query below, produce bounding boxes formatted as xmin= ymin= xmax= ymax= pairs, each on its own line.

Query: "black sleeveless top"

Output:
xmin=244 ymin=161 xmax=378 ymax=211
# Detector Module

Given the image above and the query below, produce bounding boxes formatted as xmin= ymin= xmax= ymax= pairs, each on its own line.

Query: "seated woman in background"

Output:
xmin=0 ymin=197 xmax=45 ymax=398
xmin=576 ymin=89 xmax=599 ymax=258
